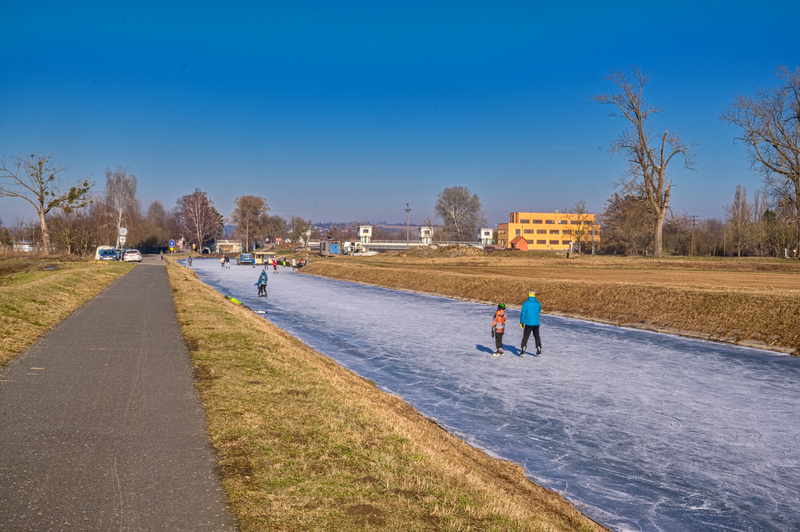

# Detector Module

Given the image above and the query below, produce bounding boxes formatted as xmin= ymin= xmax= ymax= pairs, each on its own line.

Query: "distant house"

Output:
xmin=478 ymin=227 xmax=493 ymax=246
xmin=214 ymin=240 xmax=243 ymax=254
xmin=508 ymin=236 xmax=529 ymax=251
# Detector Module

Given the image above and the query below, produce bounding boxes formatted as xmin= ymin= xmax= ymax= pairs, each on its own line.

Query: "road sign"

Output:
xmin=119 ymin=236 xmax=126 ymax=244
xmin=119 ymin=227 xmax=128 ymax=236
xmin=169 ymin=239 xmax=175 ymax=248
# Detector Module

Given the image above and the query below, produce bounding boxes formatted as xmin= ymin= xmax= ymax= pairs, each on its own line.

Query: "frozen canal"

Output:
xmin=189 ymin=259 xmax=800 ymax=532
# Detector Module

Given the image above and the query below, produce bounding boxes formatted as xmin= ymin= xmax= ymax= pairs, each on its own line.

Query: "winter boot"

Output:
xmin=498 ymin=348 xmax=504 ymax=356
xmin=493 ymin=350 xmax=501 ymax=357
xmin=536 ymin=346 xmax=542 ymax=355
xmin=520 ymin=346 xmax=526 ymax=356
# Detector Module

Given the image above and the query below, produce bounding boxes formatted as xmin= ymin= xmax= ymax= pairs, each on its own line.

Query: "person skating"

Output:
xmin=255 ymin=269 xmax=268 ymax=297
xmin=272 ymin=258 xmax=278 ymax=274
xmin=519 ymin=289 xmax=542 ymax=356
xmin=225 ymin=255 xmax=230 ymax=268
xmin=491 ymin=303 xmax=507 ymax=356
xmin=220 ymin=255 xmax=225 ymax=268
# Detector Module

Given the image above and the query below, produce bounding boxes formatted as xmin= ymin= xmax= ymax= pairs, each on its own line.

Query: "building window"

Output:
xmin=562 ymin=229 xmax=572 ymax=234
xmin=532 ymin=220 xmax=542 ymax=224
xmin=537 ymin=239 xmax=546 ymax=245
xmin=520 ymin=219 xmax=530 ymax=224
xmin=545 ymin=220 xmax=555 ymax=224
xmin=571 ymin=220 xmax=582 ymax=225
xmin=515 ymin=229 xmax=521 ymax=236
xmin=527 ymin=239 xmax=533 ymax=244
xmin=562 ymin=240 xmax=571 ymax=245
xmin=558 ymin=220 xmax=568 ymax=224
xmin=524 ymin=229 xmax=534 ymax=234
xmin=549 ymin=240 xmax=559 ymax=245
xmin=537 ymin=229 xmax=546 ymax=234
xmin=550 ymin=230 xmax=559 ymax=234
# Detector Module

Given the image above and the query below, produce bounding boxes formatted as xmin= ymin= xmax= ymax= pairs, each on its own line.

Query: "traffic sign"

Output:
xmin=119 ymin=236 xmax=126 ymax=244
xmin=169 ymin=239 xmax=175 ymax=248
xmin=119 ymin=227 xmax=128 ymax=236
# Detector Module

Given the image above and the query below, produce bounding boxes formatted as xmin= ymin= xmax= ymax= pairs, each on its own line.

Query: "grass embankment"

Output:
xmin=302 ymin=252 xmax=800 ymax=354
xmin=0 ymin=257 xmax=134 ymax=368
xmin=167 ymin=263 xmax=605 ymax=532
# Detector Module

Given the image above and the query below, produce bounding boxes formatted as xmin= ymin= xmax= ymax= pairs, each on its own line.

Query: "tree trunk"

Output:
xmin=39 ymin=212 xmax=51 ymax=255
xmin=653 ymin=213 xmax=665 ymax=258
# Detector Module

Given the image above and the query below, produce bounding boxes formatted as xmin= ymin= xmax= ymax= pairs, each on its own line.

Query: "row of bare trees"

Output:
xmin=594 ymin=64 xmax=800 ymax=258
xmin=0 ymin=153 xmax=231 ymax=255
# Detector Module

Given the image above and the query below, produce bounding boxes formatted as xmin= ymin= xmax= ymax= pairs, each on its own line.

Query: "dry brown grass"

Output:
xmin=167 ymin=262 xmax=606 ymax=531
xmin=0 ymin=258 xmax=133 ymax=368
xmin=302 ymin=252 xmax=800 ymax=353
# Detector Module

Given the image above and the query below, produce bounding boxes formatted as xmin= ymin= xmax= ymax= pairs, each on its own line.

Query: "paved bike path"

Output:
xmin=0 ymin=260 xmax=237 ymax=531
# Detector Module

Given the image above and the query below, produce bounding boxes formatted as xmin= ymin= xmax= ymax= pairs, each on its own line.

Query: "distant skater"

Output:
xmin=272 ymin=258 xmax=278 ymax=274
xmin=220 ymin=255 xmax=225 ymax=268
xmin=188 ymin=256 xmax=193 ymax=267
xmin=225 ymin=256 xmax=230 ymax=269
xmin=520 ymin=289 xmax=542 ymax=356
xmin=291 ymin=258 xmax=297 ymax=270
xmin=255 ymin=269 xmax=268 ymax=297
xmin=491 ymin=302 xmax=507 ymax=356
xmin=160 ymin=250 xmax=163 ymax=261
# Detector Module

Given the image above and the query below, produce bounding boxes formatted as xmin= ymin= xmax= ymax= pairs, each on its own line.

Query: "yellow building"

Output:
xmin=497 ymin=212 xmax=600 ymax=252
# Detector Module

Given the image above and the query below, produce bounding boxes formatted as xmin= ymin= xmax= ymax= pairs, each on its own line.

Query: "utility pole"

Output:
xmin=405 ymin=203 xmax=411 ymax=249
xmin=690 ymin=215 xmax=697 ymax=256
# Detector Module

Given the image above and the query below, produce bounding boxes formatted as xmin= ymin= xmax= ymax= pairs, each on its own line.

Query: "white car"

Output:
xmin=123 ymin=249 xmax=142 ymax=262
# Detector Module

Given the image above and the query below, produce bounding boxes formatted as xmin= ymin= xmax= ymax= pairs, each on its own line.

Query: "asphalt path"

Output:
xmin=0 ymin=256 xmax=237 ymax=531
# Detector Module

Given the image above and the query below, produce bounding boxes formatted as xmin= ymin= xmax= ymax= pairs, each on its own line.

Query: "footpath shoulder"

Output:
xmin=0 ymin=257 xmax=237 ymax=531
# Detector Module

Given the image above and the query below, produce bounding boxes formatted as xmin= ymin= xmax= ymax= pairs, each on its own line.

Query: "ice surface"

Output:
xmin=189 ymin=259 xmax=800 ymax=532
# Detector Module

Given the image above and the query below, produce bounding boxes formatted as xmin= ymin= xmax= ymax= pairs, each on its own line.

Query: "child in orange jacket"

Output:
xmin=491 ymin=303 xmax=507 ymax=356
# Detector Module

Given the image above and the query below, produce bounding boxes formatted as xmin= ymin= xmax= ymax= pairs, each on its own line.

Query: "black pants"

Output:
xmin=495 ymin=331 xmax=504 ymax=350
xmin=521 ymin=325 xmax=541 ymax=349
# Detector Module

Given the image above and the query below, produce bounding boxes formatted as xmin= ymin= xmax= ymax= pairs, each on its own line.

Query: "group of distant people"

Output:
xmin=491 ymin=289 xmax=542 ymax=357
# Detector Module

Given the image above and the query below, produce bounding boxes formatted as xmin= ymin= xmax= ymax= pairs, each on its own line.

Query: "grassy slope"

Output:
xmin=167 ymin=263 xmax=606 ymax=532
xmin=301 ymin=253 xmax=800 ymax=353
xmin=0 ymin=258 xmax=134 ymax=368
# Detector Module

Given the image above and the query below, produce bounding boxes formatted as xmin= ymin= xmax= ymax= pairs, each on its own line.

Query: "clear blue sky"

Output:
xmin=2 ymin=1 xmax=798 ymax=227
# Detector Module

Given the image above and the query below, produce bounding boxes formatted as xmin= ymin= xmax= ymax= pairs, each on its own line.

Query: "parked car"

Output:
xmin=123 ymin=249 xmax=142 ymax=262
xmin=96 ymin=247 xmax=118 ymax=261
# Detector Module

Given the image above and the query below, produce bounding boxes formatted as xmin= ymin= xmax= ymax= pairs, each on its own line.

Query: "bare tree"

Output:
xmin=592 ymin=67 xmax=696 ymax=258
xmin=231 ymin=195 xmax=268 ymax=252
xmin=568 ymin=200 xmax=595 ymax=253
xmin=725 ymin=185 xmax=753 ymax=257
xmin=599 ymin=193 xmax=655 ymax=255
xmin=103 ymin=167 xmax=138 ymax=249
xmin=288 ymin=216 xmax=312 ymax=250
xmin=0 ymin=153 xmax=92 ymax=253
xmin=261 ymin=214 xmax=287 ymax=245
xmin=721 ymin=66 xmax=800 ymax=251
xmin=181 ymin=189 xmax=223 ymax=250
xmin=434 ymin=186 xmax=487 ymax=241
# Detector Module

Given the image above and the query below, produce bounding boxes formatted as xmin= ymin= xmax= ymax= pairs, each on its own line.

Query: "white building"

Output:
xmin=418 ymin=226 xmax=433 ymax=244
xmin=356 ymin=225 xmax=372 ymax=243
xmin=478 ymin=228 xmax=494 ymax=246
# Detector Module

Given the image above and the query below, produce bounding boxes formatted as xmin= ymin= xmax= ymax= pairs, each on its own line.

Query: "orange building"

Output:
xmin=497 ymin=211 xmax=600 ymax=252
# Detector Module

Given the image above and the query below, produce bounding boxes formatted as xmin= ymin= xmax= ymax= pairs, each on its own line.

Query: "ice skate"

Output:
xmin=493 ymin=350 xmax=501 ymax=357
xmin=498 ymin=348 xmax=504 ymax=356
xmin=520 ymin=346 xmax=526 ymax=356
xmin=536 ymin=346 xmax=542 ymax=355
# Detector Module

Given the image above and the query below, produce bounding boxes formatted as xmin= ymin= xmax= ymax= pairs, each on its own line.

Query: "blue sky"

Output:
xmin=2 ymin=1 xmax=799 ymax=227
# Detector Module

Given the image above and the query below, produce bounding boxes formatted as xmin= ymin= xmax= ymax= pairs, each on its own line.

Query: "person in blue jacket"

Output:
xmin=519 ymin=289 xmax=542 ymax=356
xmin=255 ymin=269 xmax=269 ymax=297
